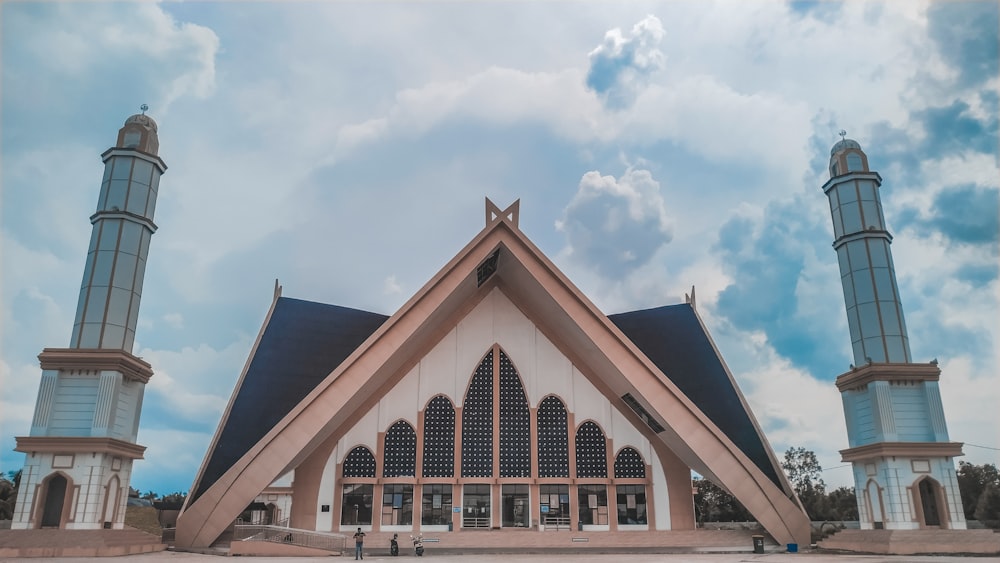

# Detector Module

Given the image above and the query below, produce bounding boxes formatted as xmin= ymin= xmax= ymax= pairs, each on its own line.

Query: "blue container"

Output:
xmin=787 ymin=543 xmax=798 ymax=553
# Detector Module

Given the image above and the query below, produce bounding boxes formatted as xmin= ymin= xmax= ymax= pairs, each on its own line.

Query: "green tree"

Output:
xmin=957 ymin=461 xmax=1000 ymax=521
xmin=693 ymin=477 xmax=753 ymax=523
xmin=974 ymin=484 xmax=1000 ymax=528
xmin=826 ymin=486 xmax=858 ymax=520
xmin=0 ymin=473 xmax=16 ymax=520
xmin=782 ymin=447 xmax=829 ymax=519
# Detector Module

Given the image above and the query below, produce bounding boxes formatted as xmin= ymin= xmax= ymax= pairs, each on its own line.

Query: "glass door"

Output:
xmin=462 ymin=484 xmax=491 ymax=528
xmin=501 ymin=484 xmax=530 ymax=528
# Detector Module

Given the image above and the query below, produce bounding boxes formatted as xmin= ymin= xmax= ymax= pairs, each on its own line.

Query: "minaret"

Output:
xmin=12 ymin=108 xmax=166 ymax=530
xmin=822 ymin=134 xmax=966 ymax=531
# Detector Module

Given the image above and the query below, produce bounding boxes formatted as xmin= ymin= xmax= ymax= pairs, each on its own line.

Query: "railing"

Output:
xmin=463 ymin=516 xmax=490 ymax=528
xmin=234 ymin=524 xmax=347 ymax=553
xmin=542 ymin=516 xmax=571 ymax=530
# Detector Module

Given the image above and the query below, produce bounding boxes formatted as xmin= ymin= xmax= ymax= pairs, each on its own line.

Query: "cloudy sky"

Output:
xmin=2 ymin=1 xmax=997 ymax=496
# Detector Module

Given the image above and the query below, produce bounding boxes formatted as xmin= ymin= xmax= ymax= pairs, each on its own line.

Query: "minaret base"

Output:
xmin=10 ymin=441 xmax=143 ymax=530
xmin=843 ymin=444 xmax=966 ymax=531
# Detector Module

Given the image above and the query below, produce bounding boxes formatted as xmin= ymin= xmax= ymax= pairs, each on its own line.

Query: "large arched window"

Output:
xmin=499 ymin=350 xmax=530 ymax=477
xmin=462 ymin=350 xmax=494 ymax=477
xmin=614 ymin=447 xmax=646 ymax=478
xmin=537 ymin=396 xmax=569 ymax=477
xmin=383 ymin=420 xmax=417 ymax=477
xmin=847 ymin=153 xmax=863 ymax=172
xmin=422 ymin=395 xmax=455 ymax=477
xmin=343 ymin=446 xmax=376 ymax=478
xmin=575 ymin=421 xmax=607 ymax=478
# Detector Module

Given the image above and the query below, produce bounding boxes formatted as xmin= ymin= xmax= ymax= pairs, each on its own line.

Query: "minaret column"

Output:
xmin=13 ymin=109 xmax=164 ymax=530
xmin=825 ymin=135 xmax=965 ymax=531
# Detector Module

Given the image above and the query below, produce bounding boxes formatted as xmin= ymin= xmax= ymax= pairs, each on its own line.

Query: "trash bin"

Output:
xmin=787 ymin=543 xmax=798 ymax=553
xmin=752 ymin=535 xmax=764 ymax=554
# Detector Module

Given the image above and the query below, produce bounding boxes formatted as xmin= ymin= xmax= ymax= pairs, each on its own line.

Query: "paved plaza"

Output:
xmin=2 ymin=551 xmax=998 ymax=563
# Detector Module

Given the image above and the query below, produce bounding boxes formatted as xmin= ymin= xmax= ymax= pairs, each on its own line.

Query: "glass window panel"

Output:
xmin=863 ymin=337 xmax=887 ymax=362
xmin=97 ymin=223 xmax=120 ymax=251
xmin=78 ymin=323 xmax=102 ymax=348
xmin=852 ymin=272 xmax=875 ymax=304
xmin=847 ymin=242 xmax=868 ymax=273
xmin=106 ymin=180 xmax=128 ymax=210
xmin=872 ymin=268 xmax=896 ymax=302
xmin=421 ymin=484 xmax=453 ymax=526
xmin=146 ymin=185 xmax=157 ymax=217
xmin=832 ymin=207 xmax=844 ymax=237
xmin=341 ymin=484 xmax=373 ymax=526
xmin=886 ymin=338 xmax=907 ymax=364
xmin=846 ymin=306 xmax=861 ymax=342
xmin=861 ymin=201 xmax=880 ymax=229
xmin=847 ymin=153 xmax=863 ymax=171
xmin=615 ymin=485 xmax=647 ymax=525
xmin=112 ymin=253 xmax=137 ymax=289
xmin=840 ymin=274 xmax=855 ymax=307
xmin=879 ymin=301 xmax=902 ymax=336
xmin=124 ymin=328 xmax=136 ymax=352
xmin=106 ymin=287 xmax=131 ymax=325
xmin=110 ymin=157 xmax=132 ymax=180
xmin=126 ymin=185 xmax=149 ymax=216
xmin=858 ymin=181 xmax=877 ymax=201
xmin=101 ymin=323 xmax=125 ymax=349
xmin=577 ymin=485 xmax=608 ymax=526
xmin=857 ymin=302 xmax=881 ymax=340
xmin=868 ymin=242 xmax=889 ymax=268
xmin=838 ymin=184 xmax=857 ymax=204
xmin=381 ymin=484 xmax=413 ymax=526
xmin=836 ymin=247 xmax=851 ymax=274
xmin=84 ymin=286 xmax=109 ymax=323
xmin=132 ymin=160 xmax=153 ymax=186
xmin=127 ymin=291 xmax=141 ymax=329
xmin=841 ymin=204 xmax=862 ymax=234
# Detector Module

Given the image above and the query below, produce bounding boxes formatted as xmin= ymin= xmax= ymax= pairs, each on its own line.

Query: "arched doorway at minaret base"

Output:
xmin=912 ymin=477 xmax=949 ymax=529
xmin=35 ymin=472 xmax=74 ymax=529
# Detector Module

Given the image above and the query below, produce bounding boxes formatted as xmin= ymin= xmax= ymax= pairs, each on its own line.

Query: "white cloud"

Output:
xmin=585 ymin=15 xmax=666 ymax=109
xmin=558 ymin=167 xmax=673 ymax=280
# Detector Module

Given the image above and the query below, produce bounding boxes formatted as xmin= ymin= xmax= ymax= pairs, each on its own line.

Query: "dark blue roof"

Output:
xmin=609 ymin=304 xmax=784 ymax=489
xmin=191 ymin=297 xmax=388 ymax=502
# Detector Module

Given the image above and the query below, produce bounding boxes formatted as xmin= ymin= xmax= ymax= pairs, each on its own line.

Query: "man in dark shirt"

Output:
xmin=353 ymin=527 xmax=366 ymax=560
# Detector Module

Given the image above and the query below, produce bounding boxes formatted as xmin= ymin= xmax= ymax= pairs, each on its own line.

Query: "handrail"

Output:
xmin=234 ymin=524 xmax=347 ymax=553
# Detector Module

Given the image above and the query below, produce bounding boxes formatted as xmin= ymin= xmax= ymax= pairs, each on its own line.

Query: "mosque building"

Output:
xmin=173 ymin=197 xmax=809 ymax=549
xmin=11 ymin=113 xmax=977 ymax=553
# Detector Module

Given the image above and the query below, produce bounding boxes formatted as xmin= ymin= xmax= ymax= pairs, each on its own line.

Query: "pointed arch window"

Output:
xmin=575 ymin=421 xmax=608 ymax=477
xmin=422 ymin=395 xmax=455 ymax=477
xmin=614 ymin=447 xmax=646 ymax=478
xmin=383 ymin=420 xmax=417 ymax=477
xmin=462 ymin=350 xmax=494 ymax=477
xmin=537 ymin=396 xmax=569 ymax=477
xmin=499 ymin=350 xmax=530 ymax=477
xmin=343 ymin=446 xmax=376 ymax=478
xmin=847 ymin=153 xmax=863 ymax=172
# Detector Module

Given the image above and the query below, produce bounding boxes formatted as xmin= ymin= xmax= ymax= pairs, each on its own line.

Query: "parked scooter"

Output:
xmin=409 ymin=533 xmax=424 ymax=556
xmin=389 ymin=533 xmax=399 ymax=556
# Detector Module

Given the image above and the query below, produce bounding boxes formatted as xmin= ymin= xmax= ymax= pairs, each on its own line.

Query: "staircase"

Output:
xmin=819 ymin=528 xmax=1000 ymax=555
xmin=0 ymin=527 xmax=166 ymax=558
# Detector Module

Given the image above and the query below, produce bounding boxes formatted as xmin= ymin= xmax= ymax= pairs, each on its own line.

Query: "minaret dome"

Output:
xmin=829 ymin=137 xmax=870 ymax=177
xmin=117 ymin=112 xmax=159 ymax=155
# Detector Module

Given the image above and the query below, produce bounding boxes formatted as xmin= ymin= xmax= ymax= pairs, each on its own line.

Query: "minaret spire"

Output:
xmin=12 ymin=109 xmax=166 ymax=530
xmin=822 ymin=135 xmax=966 ymax=532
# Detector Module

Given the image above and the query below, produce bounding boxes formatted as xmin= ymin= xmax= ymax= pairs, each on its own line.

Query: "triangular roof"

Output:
xmin=177 ymin=199 xmax=809 ymax=547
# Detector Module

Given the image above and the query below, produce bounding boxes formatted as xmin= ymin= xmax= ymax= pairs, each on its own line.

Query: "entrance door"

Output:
xmin=501 ymin=484 xmax=529 ymax=528
xmin=539 ymin=484 xmax=570 ymax=530
xmin=462 ymin=484 xmax=490 ymax=528
xmin=918 ymin=479 xmax=942 ymax=527
xmin=41 ymin=475 xmax=68 ymax=528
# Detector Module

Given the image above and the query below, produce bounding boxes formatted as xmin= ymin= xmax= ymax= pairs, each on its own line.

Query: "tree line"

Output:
xmin=695 ymin=448 xmax=999 ymax=526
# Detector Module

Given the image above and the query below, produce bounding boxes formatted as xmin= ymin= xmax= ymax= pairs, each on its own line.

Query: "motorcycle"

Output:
xmin=389 ymin=533 xmax=399 ymax=556
xmin=409 ymin=533 xmax=424 ymax=556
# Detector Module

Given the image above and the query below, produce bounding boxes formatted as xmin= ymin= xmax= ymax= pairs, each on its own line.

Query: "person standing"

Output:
xmin=353 ymin=527 xmax=366 ymax=560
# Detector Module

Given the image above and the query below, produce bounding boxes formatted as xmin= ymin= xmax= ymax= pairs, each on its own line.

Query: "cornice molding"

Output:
xmin=840 ymin=441 xmax=963 ymax=462
xmin=835 ymin=362 xmax=940 ymax=392
xmin=39 ymin=348 xmax=154 ymax=384
xmin=15 ymin=436 xmax=146 ymax=459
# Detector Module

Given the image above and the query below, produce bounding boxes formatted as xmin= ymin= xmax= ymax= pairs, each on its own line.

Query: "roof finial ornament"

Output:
xmin=140 ymin=104 xmax=149 ymax=115
xmin=838 ymin=129 xmax=847 ymax=142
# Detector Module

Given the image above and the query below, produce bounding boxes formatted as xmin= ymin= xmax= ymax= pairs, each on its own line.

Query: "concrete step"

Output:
xmin=0 ymin=528 xmax=166 ymax=558
xmin=818 ymin=528 xmax=1000 ymax=555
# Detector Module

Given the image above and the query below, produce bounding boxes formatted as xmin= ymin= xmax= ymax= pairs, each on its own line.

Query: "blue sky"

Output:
xmin=2 ymin=1 xmax=997 ymax=495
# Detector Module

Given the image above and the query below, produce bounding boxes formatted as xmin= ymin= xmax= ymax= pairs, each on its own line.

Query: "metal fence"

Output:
xmin=234 ymin=524 xmax=347 ymax=553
